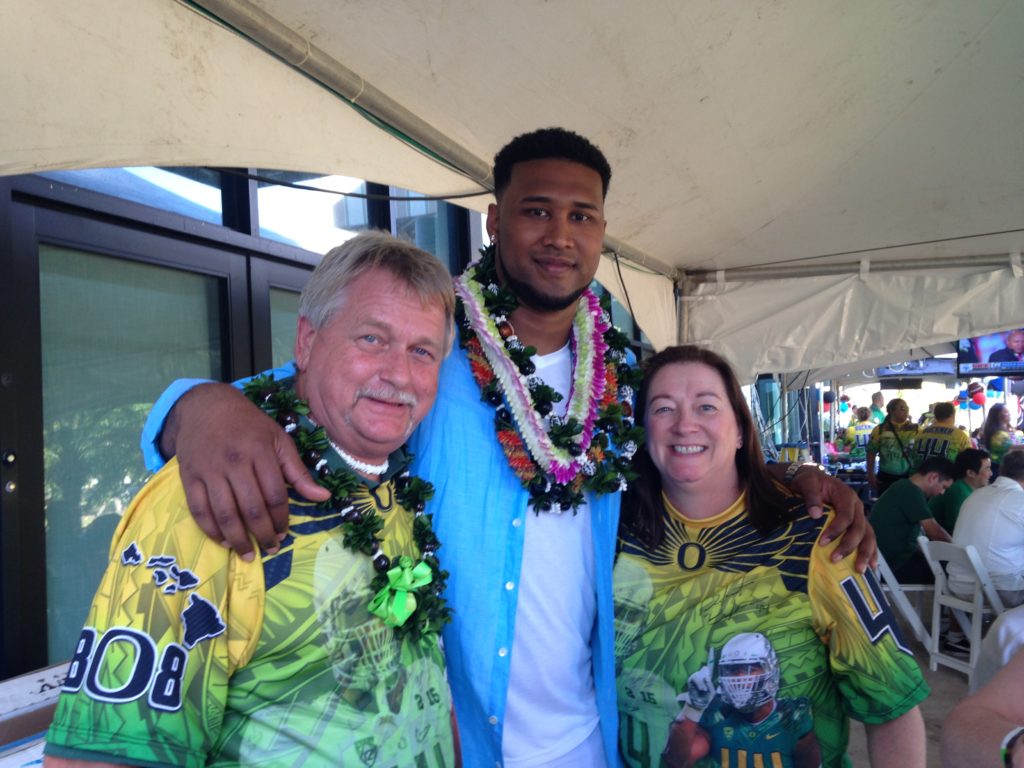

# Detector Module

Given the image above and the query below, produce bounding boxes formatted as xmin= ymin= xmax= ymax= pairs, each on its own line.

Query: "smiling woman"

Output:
xmin=613 ymin=344 xmax=928 ymax=768
xmin=626 ymin=345 xmax=794 ymax=544
xmin=643 ymin=361 xmax=744 ymax=520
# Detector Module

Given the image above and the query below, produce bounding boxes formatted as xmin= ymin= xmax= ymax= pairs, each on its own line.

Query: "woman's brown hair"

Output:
xmin=620 ymin=345 xmax=796 ymax=548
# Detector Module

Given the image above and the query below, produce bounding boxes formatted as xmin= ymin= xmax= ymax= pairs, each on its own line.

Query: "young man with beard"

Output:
xmin=139 ymin=128 xmax=870 ymax=767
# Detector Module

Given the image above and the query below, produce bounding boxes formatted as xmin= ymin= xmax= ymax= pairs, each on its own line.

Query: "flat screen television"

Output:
xmin=957 ymin=329 xmax=1024 ymax=377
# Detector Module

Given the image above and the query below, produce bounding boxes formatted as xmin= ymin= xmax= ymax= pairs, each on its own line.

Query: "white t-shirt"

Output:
xmin=502 ymin=344 xmax=603 ymax=767
xmin=949 ymin=476 xmax=1024 ymax=594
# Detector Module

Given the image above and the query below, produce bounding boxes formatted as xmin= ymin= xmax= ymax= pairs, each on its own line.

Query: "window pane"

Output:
xmin=270 ymin=288 xmax=301 ymax=368
xmin=390 ymin=187 xmax=451 ymax=263
xmin=39 ymin=245 xmax=226 ymax=662
xmin=257 ymin=171 xmax=367 ymax=253
xmin=38 ymin=167 xmax=223 ymax=224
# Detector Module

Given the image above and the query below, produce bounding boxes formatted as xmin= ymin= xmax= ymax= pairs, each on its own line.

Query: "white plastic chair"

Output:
xmin=917 ymin=535 xmax=1006 ymax=683
xmin=873 ymin=550 xmax=932 ymax=647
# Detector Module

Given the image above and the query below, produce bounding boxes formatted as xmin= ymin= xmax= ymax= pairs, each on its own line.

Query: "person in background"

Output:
xmin=947 ymin=448 xmax=1024 ymax=609
xmin=942 ymin=645 xmax=1024 ymax=768
xmin=871 ymin=456 xmax=954 ymax=584
xmin=928 ymin=448 xmax=991 ymax=533
xmin=843 ymin=406 xmax=876 ymax=461
xmin=870 ymin=392 xmax=886 ymax=424
xmin=981 ymin=403 xmax=1014 ymax=478
xmin=866 ymin=398 xmax=919 ymax=495
xmin=910 ymin=401 xmax=972 ymax=469
xmin=616 ymin=346 xmax=926 ymax=768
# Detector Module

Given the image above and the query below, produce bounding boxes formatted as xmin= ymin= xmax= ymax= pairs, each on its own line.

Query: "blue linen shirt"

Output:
xmin=140 ymin=347 xmax=623 ymax=766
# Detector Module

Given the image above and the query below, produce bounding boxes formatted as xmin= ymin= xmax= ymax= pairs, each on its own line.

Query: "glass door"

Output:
xmin=0 ymin=204 xmax=249 ymax=674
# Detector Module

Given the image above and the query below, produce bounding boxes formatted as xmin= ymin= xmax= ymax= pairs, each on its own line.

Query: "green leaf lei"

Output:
xmin=242 ymin=374 xmax=450 ymax=644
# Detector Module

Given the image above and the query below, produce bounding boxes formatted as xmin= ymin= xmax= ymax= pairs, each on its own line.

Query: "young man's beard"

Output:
xmin=495 ymin=246 xmax=587 ymax=312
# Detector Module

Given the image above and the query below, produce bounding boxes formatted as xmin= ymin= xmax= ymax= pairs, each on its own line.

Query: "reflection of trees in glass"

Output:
xmin=39 ymin=244 xmax=225 ymax=662
xmin=44 ymin=402 xmax=153 ymax=660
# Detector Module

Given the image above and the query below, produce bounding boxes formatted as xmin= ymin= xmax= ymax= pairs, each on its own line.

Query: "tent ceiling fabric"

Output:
xmin=688 ymin=264 xmax=1024 ymax=383
xmin=0 ymin=1 xmax=481 ymax=197
xmin=2 ymin=0 xmax=1022 ymax=366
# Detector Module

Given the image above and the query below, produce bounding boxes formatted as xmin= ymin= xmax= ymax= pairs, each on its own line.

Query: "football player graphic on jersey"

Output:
xmin=663 ymin=632 xmax=822 ymax=768
xmin=614 ymin=557 xmax=655 ymax=670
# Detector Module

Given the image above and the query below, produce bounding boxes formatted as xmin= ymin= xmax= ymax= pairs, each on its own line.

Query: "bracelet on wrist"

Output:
xmin=783 ymin=461 xmax=828 ymax=484
xmin=1002 ymin=726 xmax=1024 ymax=767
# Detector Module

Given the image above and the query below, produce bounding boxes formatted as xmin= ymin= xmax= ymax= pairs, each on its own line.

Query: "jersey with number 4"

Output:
xmin=910 ymin=424 xmax=971 ymax=469
xmin=46 ymin=457 xmax=454 ymax=768
xmin=843 ymin=422 xmax=874 ymax=460
xmin=613 ymin=494 xmax=928 ymax=768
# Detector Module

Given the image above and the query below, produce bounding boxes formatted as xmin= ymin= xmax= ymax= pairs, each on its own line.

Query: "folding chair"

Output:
xmin=917 ymin=535 xmax=1006 ymax=683
xmin=873 ymin=550 xmax=931 ymax=647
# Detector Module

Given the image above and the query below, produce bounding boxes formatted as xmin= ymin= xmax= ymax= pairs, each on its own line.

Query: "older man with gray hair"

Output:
xmin=44 ymin=232 xmax=458 ymax=767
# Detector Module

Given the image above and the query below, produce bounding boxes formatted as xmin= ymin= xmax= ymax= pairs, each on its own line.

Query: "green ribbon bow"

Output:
xmin=368 ymin=556 xmax=433 ymax=628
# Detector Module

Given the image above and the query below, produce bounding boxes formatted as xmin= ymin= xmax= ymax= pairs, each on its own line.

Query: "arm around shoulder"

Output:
xmin=140 ymin=377 xmax=212 ymax=472
xmin=140 ymin=363 xmax=298 ymax=470
xmin=165 ymin=380 xmax=326 ymax=557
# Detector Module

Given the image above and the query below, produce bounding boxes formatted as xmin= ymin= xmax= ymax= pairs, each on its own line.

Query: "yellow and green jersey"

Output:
xmin=909 ymin=424 xmax=971 ymax=469
xmin=988 ymin=429 xmax=1014 ymax=465
xmin=46 ymin=458 xmax=454 ymax=768
xmin=842 ymin=421 xmax=874 ymax=460
xmin=866 ymin=422 xmax=919 ymax=476
xmin=699 ymin=697 xmax=814 ymax=768
xmin=614 ymin=493 xmax=927 ymax=768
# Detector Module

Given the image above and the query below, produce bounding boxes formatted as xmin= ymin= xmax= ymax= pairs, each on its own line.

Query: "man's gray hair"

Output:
xmin=299 ymin=231 xmax=455 ymax=352
xmin=1000 ymin=447 xmax=1024 ymax=481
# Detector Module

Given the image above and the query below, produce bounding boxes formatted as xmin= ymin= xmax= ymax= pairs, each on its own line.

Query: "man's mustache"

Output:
xmin=356 ymin=386 xmax=417 ymax=408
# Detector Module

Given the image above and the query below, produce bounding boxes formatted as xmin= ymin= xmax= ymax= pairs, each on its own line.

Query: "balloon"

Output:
xmin=968 ymin=381 xmax=984 ymax=395
xmin=969 ymin=400 xmax=982 ymax=410
xmin=959 ymin=400 xmax=969 ymax=410
xmin=839 ymin=402 xmax=849 ymax=412
xmin=952 ymin=397 xmax=961 ymax=407
xmin=972 ymin=391 xmax=986 ymax=405
xmin=959 ymin=389 xmax=969 ymax=400
xmin=991 ymin=377 xmax=1005 ymax=392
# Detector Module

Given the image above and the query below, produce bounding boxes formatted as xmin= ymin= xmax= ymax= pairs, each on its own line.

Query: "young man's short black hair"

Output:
xmin=953 ymin=448 xmax=990 ymax=479
xmin=492 ymin=127 xmax=612 ymax=198
xmin=933 ymin=402 xmax=955 ymax=421
xmin=917 ymin=455 xmax=955 ymax=479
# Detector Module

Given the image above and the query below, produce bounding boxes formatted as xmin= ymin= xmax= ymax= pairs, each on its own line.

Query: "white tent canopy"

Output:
xmin=3 ymin=0 xmax=1023 ymax=377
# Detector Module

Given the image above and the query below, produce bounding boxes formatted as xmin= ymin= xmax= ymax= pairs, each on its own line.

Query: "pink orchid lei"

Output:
xmin=454 ymin=245 xmax=644 ymax=514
